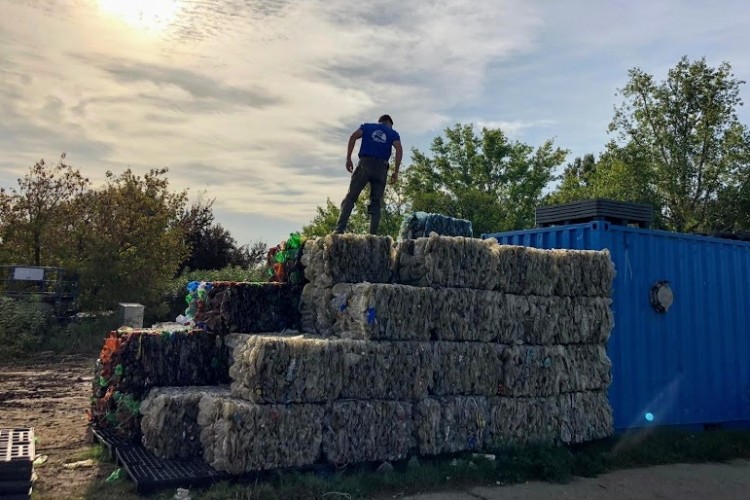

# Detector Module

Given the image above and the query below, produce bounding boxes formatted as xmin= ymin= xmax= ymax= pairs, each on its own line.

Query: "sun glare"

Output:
xmin=97 ymin=0 xmax=181 ymax=33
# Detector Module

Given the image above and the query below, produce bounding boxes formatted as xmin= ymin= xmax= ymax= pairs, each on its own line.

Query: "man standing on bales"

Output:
xmin=334 ymin=114 xmax=403 ymax=235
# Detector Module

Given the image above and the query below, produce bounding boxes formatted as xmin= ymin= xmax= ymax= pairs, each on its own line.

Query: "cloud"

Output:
xmin=475 ymin=120 xmax=556 ymax=138
xmin=2 ymin=0 xmax=748 ymax=245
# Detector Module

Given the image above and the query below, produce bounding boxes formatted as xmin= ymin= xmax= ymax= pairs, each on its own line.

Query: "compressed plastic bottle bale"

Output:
xmin=558 ymin=297 xmax=615 ymax=344
xmin=299 ymin=284 xmax=334 ymax=336
xmin=228 ymin=335 xmax=343 ymax=404
xmin=301 ymin=234 xmax=394 ymax=287
xmin=494 ymin=245 xmax=559 ymax=296
xmin=558 ymin=345 xmax=612 ymax=393
xmin=199 ymin=397 xmax=325 ymax=473
xmin=301 ymin=237 xmax=326 ymax=284
xmin=552 ymin=249 xmax=616 ymax=297
xmin=495 ymin=294 xmax=557 ymax=345
xmin=331 ymin=283 xmax=432 ymax=341
xmin=393 ymin=235 xmax=500 ymax=290
xmin=340 ymin=340 xmax=434 ymax=400
xmin=415 ymin=396 xmax=489 ymax=455
xmin=90 ymin=328 xmax=230 ymax=442
xmin=140 ymin=386 xmax=230 ymax=460
xmin=323 ymin=400 xmax=415 ymax=464
xmin=495 ymin=295 xmax=615 ymax=345
xmin=96 ymin=329 xmax=228 ymax=398
xmin=432 ymin=343 xmax=505 ymax=396
xmin=202 ymin=282 xmax=304 ymax=334
xmin=428 ymin=288 xmax=504 ymax=343
xmin=500 ymin=345 xmax=612 ymax=397
xmin=500 ymin=345 xmax=563 ymax=397
xmin=485 ymin=396 xmax=560 ymax=447
xmin=398 ymin=212 xmax=474 ymax=241
xmin=223 ymin=333 xmax=253 ymax=367
xmin=558 ymin=391 xmax=614 ymax=444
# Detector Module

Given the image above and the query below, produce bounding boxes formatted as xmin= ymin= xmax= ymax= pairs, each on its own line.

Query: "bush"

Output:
xmin=0 ymin=296 xmax=56 ymax=361
xmin=41 ymin=314 xmax=120 ymax=356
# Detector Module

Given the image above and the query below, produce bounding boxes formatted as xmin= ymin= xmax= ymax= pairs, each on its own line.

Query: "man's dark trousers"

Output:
xmin=334 ymin=156 xmax=389 ymax=234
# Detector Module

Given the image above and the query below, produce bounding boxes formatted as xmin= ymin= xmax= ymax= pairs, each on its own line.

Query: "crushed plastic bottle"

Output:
xmin=174 ymin=488 xmax=191 ymax=500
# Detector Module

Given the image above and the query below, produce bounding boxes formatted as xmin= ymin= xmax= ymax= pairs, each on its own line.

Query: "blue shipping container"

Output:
xmin=483 ymin=222 xmax=750 ymax=431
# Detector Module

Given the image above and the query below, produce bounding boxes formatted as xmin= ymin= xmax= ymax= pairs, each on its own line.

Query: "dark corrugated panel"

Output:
xmin=484 ymin=223 xmax=750 ymax=430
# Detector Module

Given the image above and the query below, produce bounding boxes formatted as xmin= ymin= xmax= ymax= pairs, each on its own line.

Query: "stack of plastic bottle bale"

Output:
xmin=135 ymin=228 xmax=616 ymax=475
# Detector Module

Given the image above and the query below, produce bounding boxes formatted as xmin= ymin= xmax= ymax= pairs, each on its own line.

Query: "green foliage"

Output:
xmin=306 ymin=124 xmax=568 ymax=238
xmin=402 ymin=124 xmax=567 ymax=235
xmin=179 ymin=196 xmax=267 ymax=273
xmin=607 ymin=56 xmax=750 ymax=233
xmin=0 ymin=153 xmax=89 ymax=266
xmin=40 ymin=314 xmax=119 ymax=355
xmin=73 ymin=168 xmax=189 ymax=314
xmin=0 ymin=296 xmax=56 ymax=361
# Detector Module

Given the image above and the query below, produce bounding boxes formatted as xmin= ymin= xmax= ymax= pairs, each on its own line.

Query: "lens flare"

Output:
xmin=97 ymin=0 xmax=181 ymax=33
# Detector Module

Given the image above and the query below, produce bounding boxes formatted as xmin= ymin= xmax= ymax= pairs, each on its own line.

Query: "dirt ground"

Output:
xmin=0 ymin=354 xmax=122 ymax=500
xmin=2 ymin=355 xmax=750 ymax=500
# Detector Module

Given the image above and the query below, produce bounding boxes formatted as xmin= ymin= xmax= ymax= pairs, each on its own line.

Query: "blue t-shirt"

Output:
xmin=358 ymin=123 xmax=400 ymax=160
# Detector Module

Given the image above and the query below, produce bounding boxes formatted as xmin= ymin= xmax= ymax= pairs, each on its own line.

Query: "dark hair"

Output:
xmin=378 ymin=114 xmax=394 ymax=125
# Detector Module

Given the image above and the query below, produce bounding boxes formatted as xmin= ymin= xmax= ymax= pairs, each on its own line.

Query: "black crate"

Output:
xmin=0 ymin=489 xmax=32 ymax=500
xmin=0 ymin=480 xmax=32 ymax=496
xmin=116 ymin=445 xmax=228 ymax=495
xmin=91 ymin=426 xmax=133 ymax=461
xmin=0 ymin=429 xmax=34 ymax=480
xmin=536 ymin=199 xmax=653 ymax=228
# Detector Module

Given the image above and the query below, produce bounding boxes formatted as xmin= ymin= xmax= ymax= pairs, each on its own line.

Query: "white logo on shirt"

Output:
xmin=372 ymin=130 xmax=387 ymax=143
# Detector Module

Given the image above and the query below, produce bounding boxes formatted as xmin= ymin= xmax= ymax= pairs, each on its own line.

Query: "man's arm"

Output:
xmin=346 ymin=128 xmax=363 ymax=172
xmin=390 ymin=140 xmax=403 ymax=184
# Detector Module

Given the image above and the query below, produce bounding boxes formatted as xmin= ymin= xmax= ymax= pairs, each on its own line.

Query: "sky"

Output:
xmin=1 ymin=0 xmax=749 ymax=246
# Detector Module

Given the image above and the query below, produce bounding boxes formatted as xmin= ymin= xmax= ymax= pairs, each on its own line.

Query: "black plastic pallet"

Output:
xmin=91 ymin=426 xmax=133 ymax=460
xmin=0 ymin=480 xmax=32 ymax=495
xmin=0 ymin=429 xmax=34 ymax=480
xmin=116 ymin=445 xmax=228 ymax=495
xmin=536 ymin=199 xmax=653 ymax=228
xmin=0 ymin=489 xmax=31 ymax=500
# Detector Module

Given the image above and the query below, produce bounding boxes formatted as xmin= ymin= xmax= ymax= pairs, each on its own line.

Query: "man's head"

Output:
xmin=378 ymin=114 xmax=394 ymax=127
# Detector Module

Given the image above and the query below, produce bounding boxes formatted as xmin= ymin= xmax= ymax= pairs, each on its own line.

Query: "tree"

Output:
xmin=178 ymin=196 xmax=267 ymax=273
xmin=404 ymin=124 xmax=567 ymax=235
xmin=609 ymin=56 xmax=750 ymax=232
xmin=0 ymin=153 xmax=89 ymax=266
xmin=77 ymin=168 xmax=189 ymax=312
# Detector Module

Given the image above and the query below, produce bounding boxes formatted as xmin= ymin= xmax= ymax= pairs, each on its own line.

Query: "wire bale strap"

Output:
xmin=322 ymin=400 xmax=415 ymax=465
xmin=140 ymin=386 xmax=230 ymax=460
